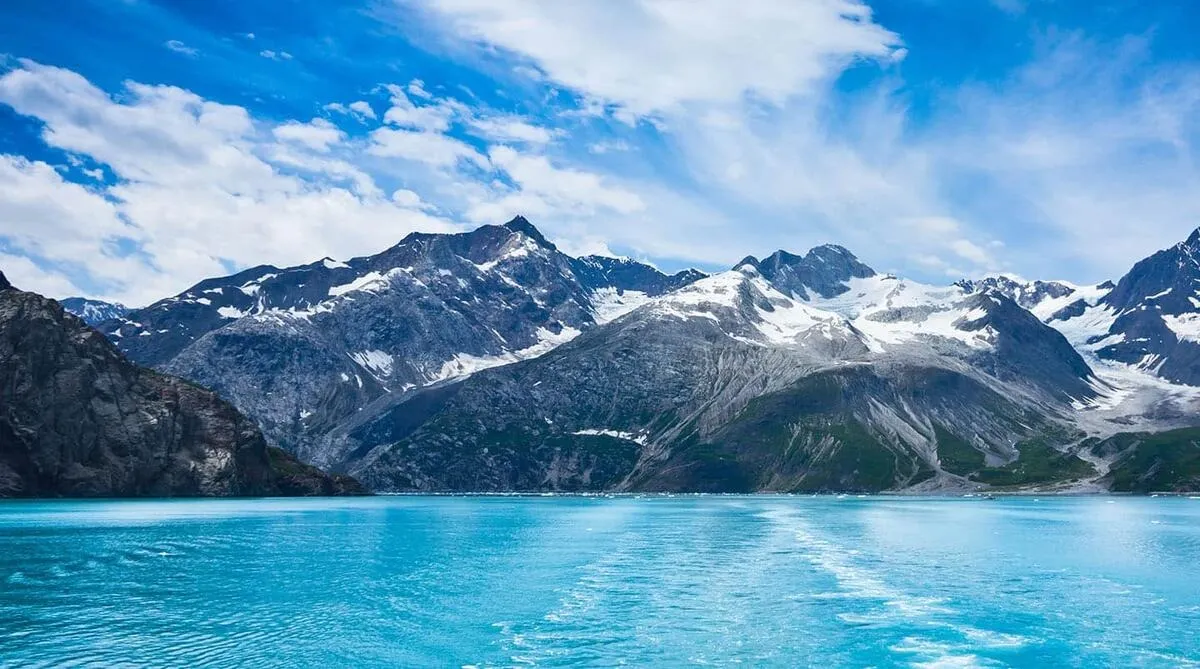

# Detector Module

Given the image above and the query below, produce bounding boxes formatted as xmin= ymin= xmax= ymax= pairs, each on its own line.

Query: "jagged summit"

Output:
xmin=739 ymin=243 xmax=876 ymax=300
xmin=502 ymin=215 xmax=556 ymax=250
xmin=1184 ymin=226 xmax=1200 ymax=248
xmin=806 ymin=243 xmax=860 ymax=259
xmin=735 ymin=255 xmax=760 ymax=271
xmin=0 ymin=271 xmax=11 ymax=291
xmin=956 ymin=276 xmax=1079 ymax=317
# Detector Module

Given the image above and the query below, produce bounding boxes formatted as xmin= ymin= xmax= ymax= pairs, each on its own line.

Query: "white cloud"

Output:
xmin=368 ymin=127 xmax=488 ymax=168
xmin=949 ymin=239 xmax=992 ymax=266
xmin=259 ymin=50 xmax=293 ymax=61
xmin=348 ymin=100 xmax=376 ymax=119
xmin=468 ymin=116 xmax=556 ymax=144
xmin=902 ymin=216 xmax=997 ymax=273
xmin=272 ymin=118 xmax=346 ymax=152
xmin=405 ymin=0 xmax=976 ymax=272
xmin=587 ymin=140 xmax=631 ymax=154
xmin=0 ymin=155 xmax=142 ymax=292
xmin=465 ymin=146 xmax=644 ymax=223
xmin=407 ymin=79 xmax=434 ymax=100
xmin=408 ymin=2 xmax=1200 ymax=283
xmin=923 ymin=32 xmax=1200 ymax=280
xmin=382 ymin=83 xmax=460 ymax=131
xmin=0 ymin=253 xmax=83 ymax=297
xmin=0 ymin=60 xmax=654 ymax=303
xmin=0 ymin=60 xmax=462 ymax=304
xmin=164 ymin=40 xmax=198 ymax=57
xmin=416 ymin=0 xmax=902 ymax=118
xmin=908 ymin=216 xmax=961 ymax=237
xmin=391 ymin=189 xmax=430 ymax=209
xmin=324 ymin=100 xmax=377 ymax=122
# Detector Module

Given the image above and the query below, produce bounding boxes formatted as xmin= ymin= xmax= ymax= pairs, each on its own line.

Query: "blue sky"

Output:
xmin=2 ymin=0 xmax=1200 ymax=304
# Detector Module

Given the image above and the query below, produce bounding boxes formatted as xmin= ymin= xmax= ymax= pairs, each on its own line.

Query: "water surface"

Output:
xmin=1 ymin=495 xmax=1198 ymax=667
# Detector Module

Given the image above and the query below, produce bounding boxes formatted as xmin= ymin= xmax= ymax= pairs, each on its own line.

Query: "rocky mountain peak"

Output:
xmin=749 ymin=244 xmax=876 ymax=300
xmin=0 ymin=271 xmax=11 ymax=291
xmin=1102 ymin=233 xmax=1200 ymax=315
xmin=502 ymin=215 xmax=557 ymax=251
xmin=1051 ymin=226 xmax=1200 ymax=387
xmin=806 ymin=243 xmax=859 ymax=261
xmin=1184 ymin=226 xmax=1200 ymax=249
xmin=957 ymin=276 xmax=1077 ymax=314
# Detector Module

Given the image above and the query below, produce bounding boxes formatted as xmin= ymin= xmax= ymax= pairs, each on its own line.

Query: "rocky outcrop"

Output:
xmin=0 ymin=273 xmax=362 ymax=497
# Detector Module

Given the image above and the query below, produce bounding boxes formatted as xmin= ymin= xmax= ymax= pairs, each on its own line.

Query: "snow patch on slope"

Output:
xmin=429 ymin=326 xmax=583 ymax=384
xmin=351 ymin=349 xmax=395 ymax=377
xmin=1163 ymin=313 xmax=1200 ymax=343
xmin=589 ymin=287 xmax=652 ymax=324
xmin=474 ymin=235 xmax=544 ymax=273
xmin=572 ymin=429 xmax=648 ymax=445
xmin=328 ymin=269 xmax=405 ymax=297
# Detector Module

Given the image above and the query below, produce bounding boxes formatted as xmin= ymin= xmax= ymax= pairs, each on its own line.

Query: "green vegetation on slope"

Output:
xmin=933 ymin=423 xmax=986 ymax=476
xmin=971 ymin=439 xmax=1095 ymax=487
xmin=1103 ymin=427 xmax=1200 ymax=493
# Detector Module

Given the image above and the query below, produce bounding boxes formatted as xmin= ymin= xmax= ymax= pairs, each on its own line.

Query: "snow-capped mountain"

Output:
xmin=955 ymin=276 xmax=1111 ymax=321
xmin=98 ymin=217 xmax=705 ymax=462
xmin=1059 ymin=229 xmax=1200 ymax=386
xmin=346 ymin=247 xmax=1104 ymax=492
xmin=60 ymin=297 xmax=128 ymax=326
xmin=965 ymin=231 xmax=1200 ymax=437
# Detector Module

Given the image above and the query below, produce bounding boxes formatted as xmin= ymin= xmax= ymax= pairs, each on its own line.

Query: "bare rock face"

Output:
xmin=0 ymin=273 xmax=362 ymax=497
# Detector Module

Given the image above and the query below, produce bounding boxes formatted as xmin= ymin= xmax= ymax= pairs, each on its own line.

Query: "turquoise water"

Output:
xmin=0 ymin=496 xmax=1198 ymax=668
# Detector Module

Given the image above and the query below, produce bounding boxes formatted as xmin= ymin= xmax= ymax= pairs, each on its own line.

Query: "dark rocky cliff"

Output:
xmin=0 ymin=272 xmax=362 ymax=497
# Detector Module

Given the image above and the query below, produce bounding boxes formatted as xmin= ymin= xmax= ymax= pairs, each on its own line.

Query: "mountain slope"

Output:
xmin=0 ymin=272 xmax=361 ymax=497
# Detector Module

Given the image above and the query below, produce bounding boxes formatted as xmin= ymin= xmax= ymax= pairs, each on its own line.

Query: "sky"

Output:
xmin=2 ymin=0 xmax=1200 ymax=305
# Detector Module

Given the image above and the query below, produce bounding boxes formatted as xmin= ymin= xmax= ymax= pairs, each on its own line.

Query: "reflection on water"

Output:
xmin=0 ymin=496 xmax=1198 ymax=667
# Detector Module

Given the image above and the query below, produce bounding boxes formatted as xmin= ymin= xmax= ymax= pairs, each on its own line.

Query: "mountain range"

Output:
xmin=47 ymin=217 xmax=1200 ymax=493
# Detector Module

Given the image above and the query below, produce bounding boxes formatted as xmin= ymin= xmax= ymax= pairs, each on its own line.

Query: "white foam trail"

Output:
xmin=759 ymin=507 xmax=1027 ymax=668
